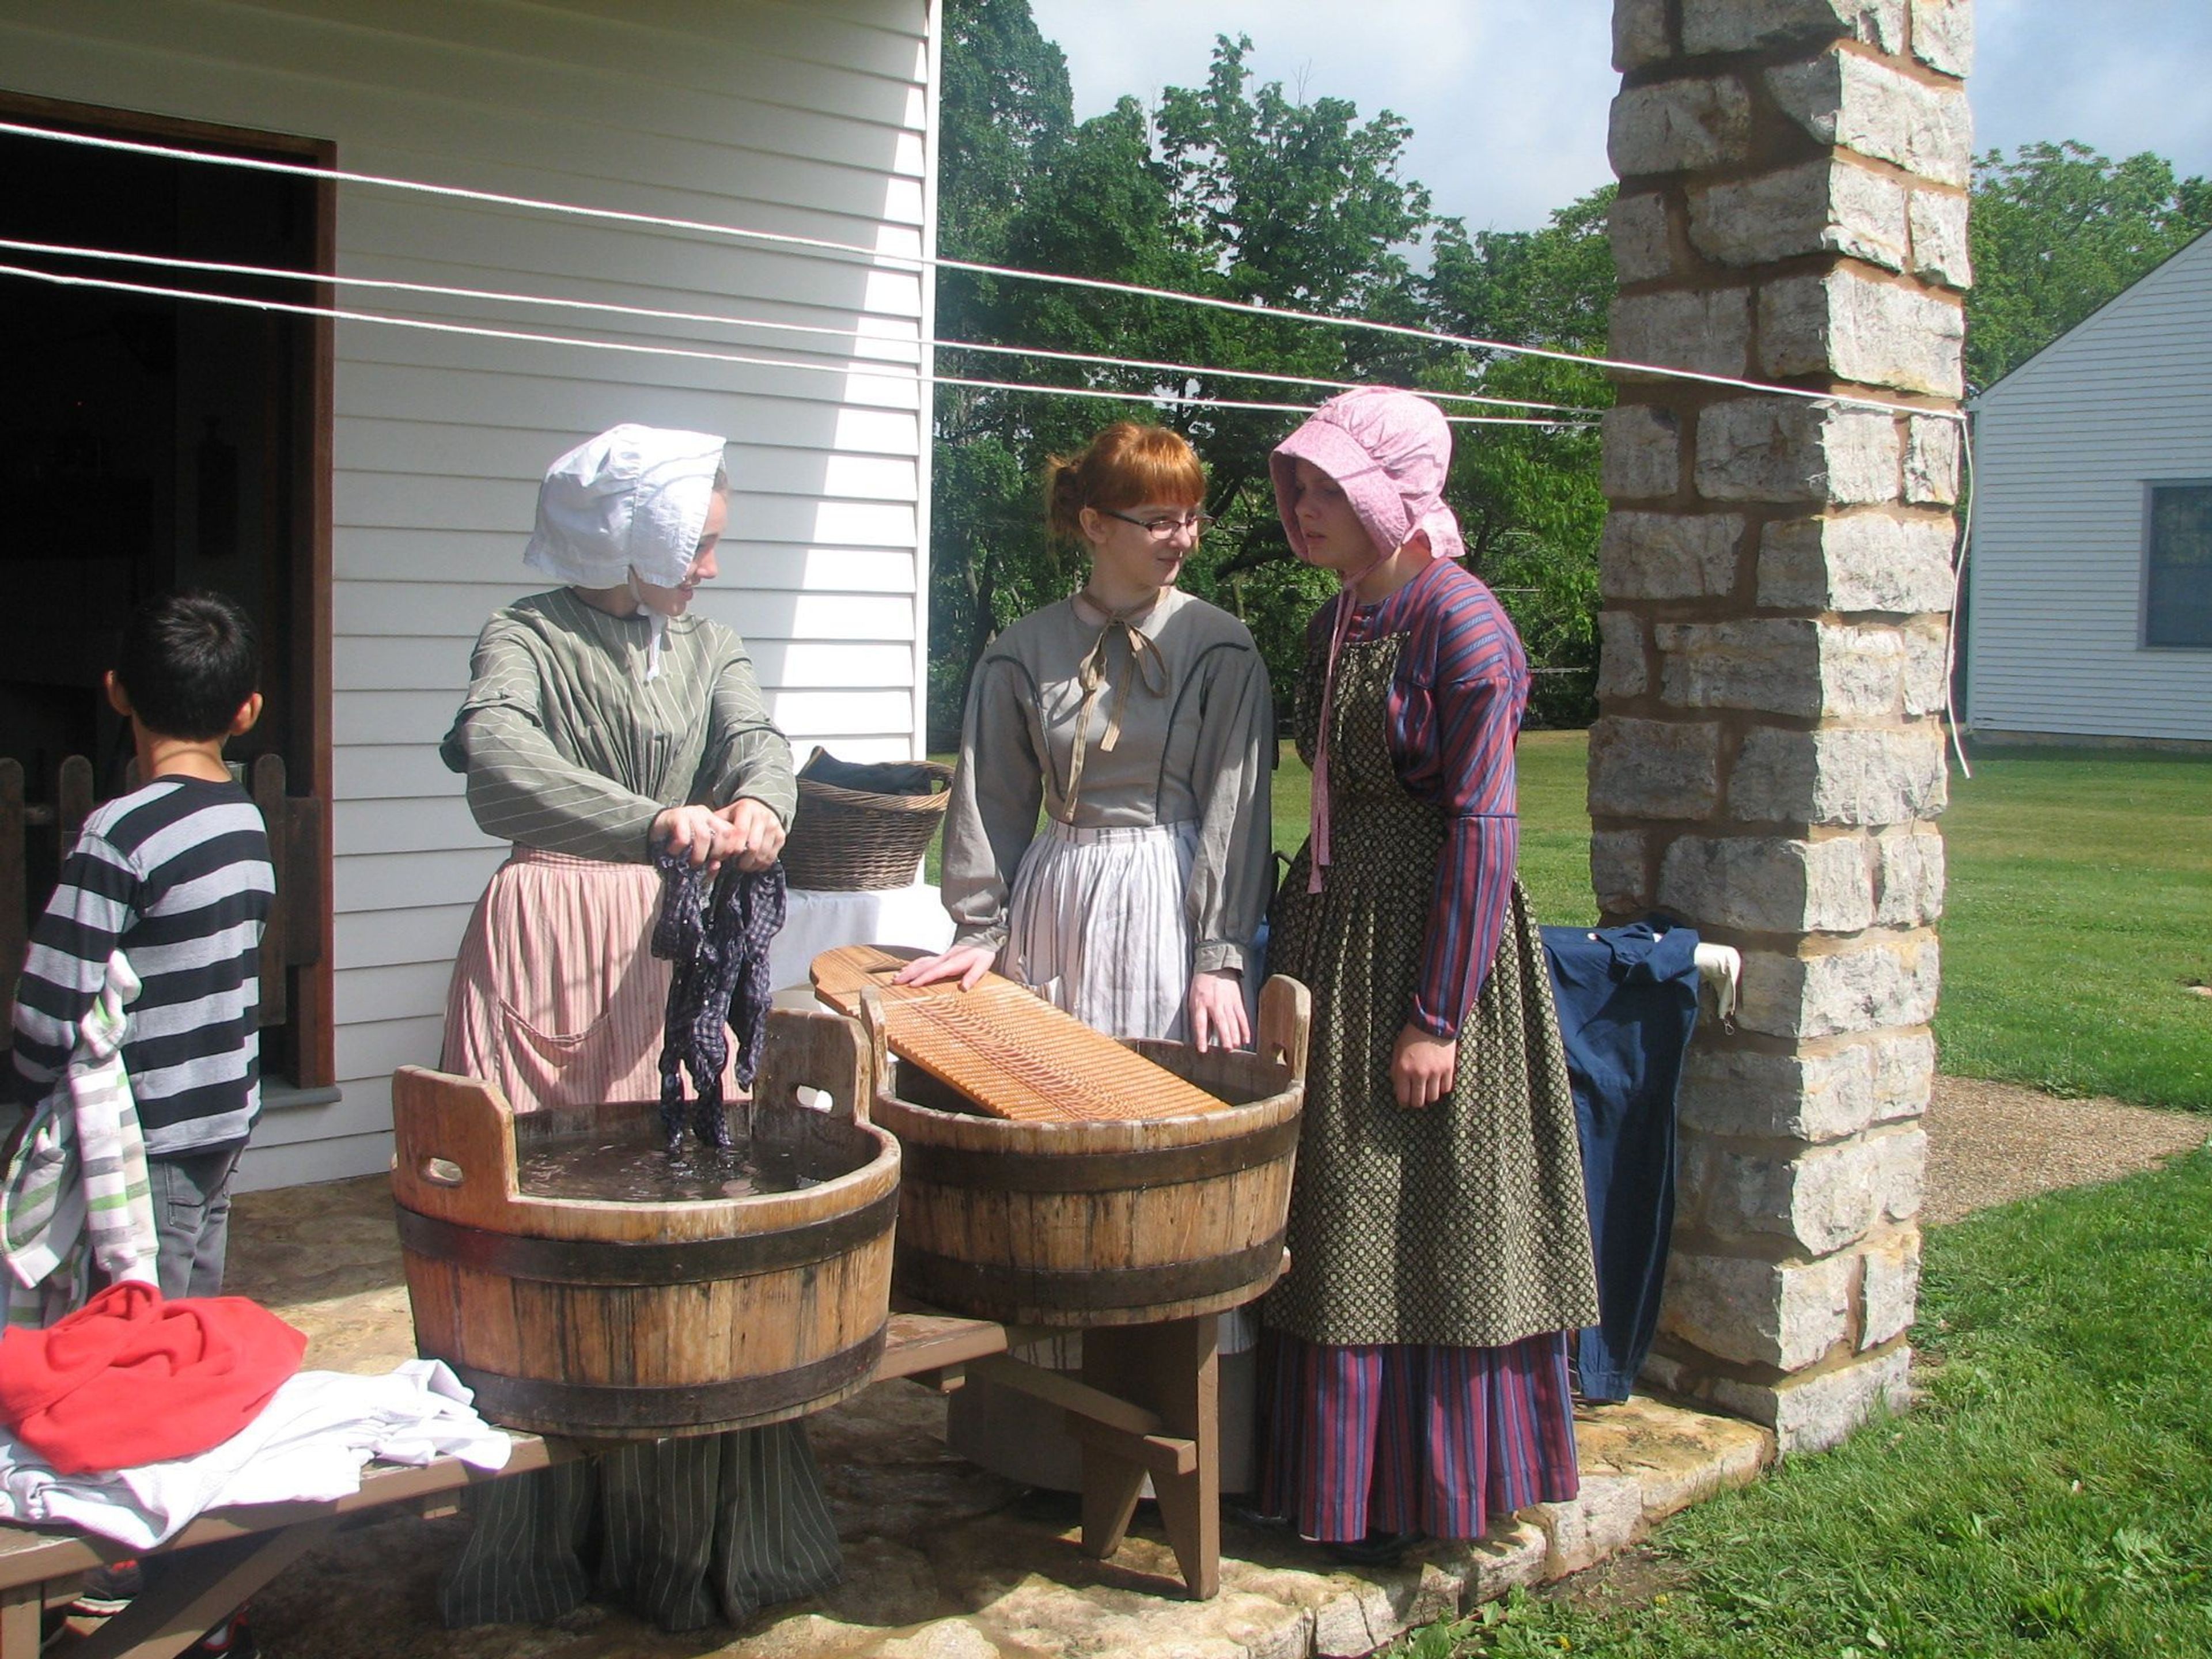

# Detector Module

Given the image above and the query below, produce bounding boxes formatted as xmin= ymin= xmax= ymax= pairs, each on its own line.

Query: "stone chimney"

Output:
xmin=1596 ymin=0 xmax=1971 ymax=1453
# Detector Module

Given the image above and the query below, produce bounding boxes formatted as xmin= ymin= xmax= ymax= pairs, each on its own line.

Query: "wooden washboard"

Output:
xmin=808 ymin=945 xmax=1229 ymax=1123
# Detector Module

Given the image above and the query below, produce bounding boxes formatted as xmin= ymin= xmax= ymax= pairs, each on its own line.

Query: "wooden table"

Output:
xmin=0 ymin=1304 xmax=1226 ymax=1658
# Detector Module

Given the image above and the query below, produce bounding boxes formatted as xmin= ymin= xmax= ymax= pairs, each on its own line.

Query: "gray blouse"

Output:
xmin=440 ymin=586 xmax=797 ymax=865
xmin=941 ymin=587 xmax=1274 ymax=976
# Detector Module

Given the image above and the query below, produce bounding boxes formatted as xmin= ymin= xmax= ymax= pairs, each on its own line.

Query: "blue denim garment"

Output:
xmin=1540 ymin=918 xmax=1701 ymax=1403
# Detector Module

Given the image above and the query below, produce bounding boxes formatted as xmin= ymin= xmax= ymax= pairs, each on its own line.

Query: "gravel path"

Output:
xmin=1923 ymin=1074 xmax=2207 ymax=1224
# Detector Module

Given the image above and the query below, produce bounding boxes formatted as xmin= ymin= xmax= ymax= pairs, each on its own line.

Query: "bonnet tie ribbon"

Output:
xmin=1062 ymin=599 xmax=1168 ymax=818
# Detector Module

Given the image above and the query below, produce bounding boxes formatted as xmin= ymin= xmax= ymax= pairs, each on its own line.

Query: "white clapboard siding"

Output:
xmin=1968 ymin=231 xmax=2212 ymax=742
xmin=2 ymin=0 xmax=933 ymax=1194
xmin=6 ymin=0 xmax=940 ymax=1191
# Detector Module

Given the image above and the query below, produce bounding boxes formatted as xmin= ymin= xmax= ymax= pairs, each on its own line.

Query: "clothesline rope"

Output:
xmin=0 ymin=119 xmax=1964 ymax=425
xmin=0 ymin=260 xmax=1594 ymax=427
xmin=0 ymin=235 xmax=1601 ymax=416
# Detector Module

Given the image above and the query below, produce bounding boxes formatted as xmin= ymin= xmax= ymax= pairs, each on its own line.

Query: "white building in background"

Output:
xmin=1967 ymin=229 xmax=2212 ymax=747
xmin=0 ymin=0 xmax=940 ymax=1188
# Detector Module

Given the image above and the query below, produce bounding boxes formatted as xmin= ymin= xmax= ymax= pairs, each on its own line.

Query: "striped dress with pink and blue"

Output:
xmin=1259 ymin=556 xmax=1597 ymax=1546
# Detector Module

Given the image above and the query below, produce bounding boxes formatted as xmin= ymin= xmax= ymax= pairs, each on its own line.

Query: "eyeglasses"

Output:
xmin=1103 ymin=508 xmax=1215 ymax=539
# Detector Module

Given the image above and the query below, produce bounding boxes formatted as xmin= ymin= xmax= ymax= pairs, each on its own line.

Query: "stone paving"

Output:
xmin=218 ymin=1175 xmax=1771 ymax=1659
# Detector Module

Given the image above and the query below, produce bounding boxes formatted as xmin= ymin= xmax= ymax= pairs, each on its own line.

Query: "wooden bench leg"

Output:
xmin=1080 ymin=1316 xmax=1220 ymax=1599
xmin=0 ymin=1582 xmax=44 ymax=1659
xmin=71 ymin=1518 xmax=338 ymax=1659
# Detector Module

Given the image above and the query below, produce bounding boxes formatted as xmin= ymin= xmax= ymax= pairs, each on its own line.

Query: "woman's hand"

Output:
xmin=893 ymin=944 xmax=998 ymax=992
xmin=1391 ymin=1022 xmax=1457 ymax=1108
xmin=717 ymin=798 xmax=786 ymax=873
xmin=653 ymin=804 xmax=734 ymax=868
xmin=1186 ymin=969 xmax=1249 ymax=1054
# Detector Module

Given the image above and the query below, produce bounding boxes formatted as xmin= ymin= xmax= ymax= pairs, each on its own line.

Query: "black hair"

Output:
xmin=115 ymin=591 xmax=260 ymax=741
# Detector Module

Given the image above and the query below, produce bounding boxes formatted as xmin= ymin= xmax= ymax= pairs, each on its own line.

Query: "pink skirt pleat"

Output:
xmin=442 ymin=846 xmax=722 ymax=1113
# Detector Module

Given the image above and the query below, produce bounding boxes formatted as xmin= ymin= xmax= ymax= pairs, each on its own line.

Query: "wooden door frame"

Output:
xmin=0 ymin=88 xmax=335 ymax=1086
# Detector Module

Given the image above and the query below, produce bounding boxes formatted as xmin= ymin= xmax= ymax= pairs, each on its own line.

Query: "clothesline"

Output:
xmin=0 ymin=119 xmax=1965 ymax=426
xmin=0 ymin=236 xmax=1602 ymax=417
xmin=0 ymin=259 xmax=1596 ymax=428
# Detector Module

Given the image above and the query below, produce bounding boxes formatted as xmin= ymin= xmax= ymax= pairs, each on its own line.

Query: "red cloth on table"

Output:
xmin=0 ymin=1281 xmax=306 ymax=1474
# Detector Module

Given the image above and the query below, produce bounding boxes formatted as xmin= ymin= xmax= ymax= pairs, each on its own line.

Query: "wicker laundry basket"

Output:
xmin=780 ymin=747 xmax=954 ymax=891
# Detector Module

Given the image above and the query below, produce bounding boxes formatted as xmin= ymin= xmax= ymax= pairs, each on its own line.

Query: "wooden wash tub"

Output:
xmin=389 ymin=1009 xmax=898 ymax=1440
xmin=860 ymin=975 xmax=1309 ymax=1328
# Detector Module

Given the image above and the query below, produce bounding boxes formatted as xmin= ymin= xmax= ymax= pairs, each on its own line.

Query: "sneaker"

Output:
xmin=189 ymin=1611 xmax=255 ymax=1657
xmin=68 ymin=1559 xmax=143 ymax=1618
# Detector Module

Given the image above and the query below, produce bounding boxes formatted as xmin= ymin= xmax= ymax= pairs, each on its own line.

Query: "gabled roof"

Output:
xmin=1976 ymin=225 xmax=2212 ymax=410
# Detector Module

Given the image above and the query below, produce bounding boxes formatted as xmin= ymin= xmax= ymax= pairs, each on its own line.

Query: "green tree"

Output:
xmin=930 ymin=17 xmax=1436 ymax=740
xmin=1423 ymin=188 xmax=1617 ymax=726
xmin=1968 ymin=140 xmax=2212 ymax=390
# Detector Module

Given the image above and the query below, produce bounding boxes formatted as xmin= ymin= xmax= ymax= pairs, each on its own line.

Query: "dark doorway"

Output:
xmin=0 ymin=93 xmax=333 ymax=1087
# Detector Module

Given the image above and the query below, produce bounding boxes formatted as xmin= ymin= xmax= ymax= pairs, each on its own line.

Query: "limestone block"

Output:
xmin=1766 ymin=50 xmax=1974 ymax=187
xmin=1688 ymin=158 xmax=1907 ymax=271
xmin=1589 ymin=717 xmax=1723 ymax=820
xmin=1859 ymin=1226 xmax=1922 ymax=1348
xmin=1590 ymin=828 xmax=1651 ymax=914
xmin=1527 ymin=1475 xmax=1646 ymax=1577
xmin=1659 ymin=1249 xmax=1854 ymax=1370
xmin=1610 ymin=287 xmax=1753 ymax=379
xmin=1907 ymin=189 xmax=1972 ymax=289
xmin=1657 ymin=618 xmax=1904 ymax=719
xmin=1696 ymin=1124 xmax=1929 ymax=1253
xmin=1608 ymin=77 xmax=1754 ymax=176
xmin=1464 ymin=1523 xmax=1550 ymax=1602
xmin=1601 ymin=512 xmax=1744 ymax=600
xmin=1603 ymin=404 xmax=1683 ymax=501
xmin=1758 ymin=513 xmax=1958 ymax=613
xmin=877 ymin=1621 xmax=1001 ymax=1659
xmin=1902 ymin=623 xmax=1952 ymax=717
xmin=1657 ymin=832 xmax=1875 ymax=933
xmin=1873 ymin=826 xmax=1945 ymax=925
xmin=1710 ymin=1342 xmax=1913 ymax=1455
xmin=1611 ymin=190 xmax=1675 ymax=284
xmin=1910 ymin=0 xmax=1975 ymax=76
xmin=1677 ymin=1029 xmax=1936 ymax=1141
xmin=1614 ymin=0 xmax=1672 ymax=70
xmin=1313 ymin=1577 xmax=1410 ymax=1658
xmin=1573 ymin=1393 xmax=1775 ymax=1522
xmin=1737 ymin=937 xmax=1941 ymax=1040
xmin=1904 ymin=415 xmax=1963 ymax=505
xmin=1597 ymin=610 xmax=1649 ymax=699
xmin=1727 ymin=722 xmax=1949 ymax=824
xmin=1695 ymin=400 xmax=1900 ymax=505
xmin=1682 ymin=0 xmax=1905 ymax=55
xmin=1759 ymin=268 xmax=1965 ymax=398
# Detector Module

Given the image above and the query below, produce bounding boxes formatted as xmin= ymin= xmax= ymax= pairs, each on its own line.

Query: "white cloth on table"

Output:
xmin=768 ymin=879 xmax=954 ymax=991
xmin=0 ymin=1358 xmax=512 ymax=1549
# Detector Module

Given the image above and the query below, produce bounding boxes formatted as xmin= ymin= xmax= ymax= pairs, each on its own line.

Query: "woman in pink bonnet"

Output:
xmin=1256 ymin=387 xmax=1597 ymax=1560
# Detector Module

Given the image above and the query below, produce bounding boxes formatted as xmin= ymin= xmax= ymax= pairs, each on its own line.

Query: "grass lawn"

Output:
xmin=1398 ymin=1146 xmax=2212 ymax=1658
xmin=949 ymin=732 xmax=2210 ymax=1109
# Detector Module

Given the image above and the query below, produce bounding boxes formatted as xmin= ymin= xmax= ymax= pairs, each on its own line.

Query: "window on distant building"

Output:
xmin=2146 ymin=483 xmax=2212 ymax=649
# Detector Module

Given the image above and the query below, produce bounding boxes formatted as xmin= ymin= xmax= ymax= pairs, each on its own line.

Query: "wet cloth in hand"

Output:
xmin=0 ymin=1281 xmax=305 ymax=1474
xmin=652 ymin=852 xmax=786 ymax=1147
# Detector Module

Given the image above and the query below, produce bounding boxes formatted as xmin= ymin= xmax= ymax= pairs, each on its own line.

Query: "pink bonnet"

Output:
xmin=1269 ymin=387 xmax=1464 ymax=566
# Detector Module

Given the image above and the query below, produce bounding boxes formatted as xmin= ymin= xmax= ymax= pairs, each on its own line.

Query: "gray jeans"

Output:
xmin=147 ymin=1146 xmax=243 ymax=1300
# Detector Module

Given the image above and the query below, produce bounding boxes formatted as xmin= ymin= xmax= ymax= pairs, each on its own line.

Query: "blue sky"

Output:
xmin=1027 ymin=0 xmax=2212 ymax=233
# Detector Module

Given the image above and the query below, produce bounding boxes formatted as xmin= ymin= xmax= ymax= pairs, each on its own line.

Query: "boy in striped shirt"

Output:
xmin=8 ymin=591 xmax=274 ymax=1302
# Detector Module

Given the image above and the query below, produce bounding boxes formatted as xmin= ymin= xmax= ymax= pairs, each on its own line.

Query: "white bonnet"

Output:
xmin=522 ymin=424 xmax=728 ymax=590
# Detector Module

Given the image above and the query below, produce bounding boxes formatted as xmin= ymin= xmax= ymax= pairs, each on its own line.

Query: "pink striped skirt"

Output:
xmin=442 ymin=846 xmax=724 ymax=1113
xmin=1257 ymin=1330 xmax=1580 ymax=1542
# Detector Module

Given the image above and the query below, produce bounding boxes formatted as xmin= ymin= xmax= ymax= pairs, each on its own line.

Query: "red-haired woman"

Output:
xmin=899 ymin=421 xmax=1275 ymax=1487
